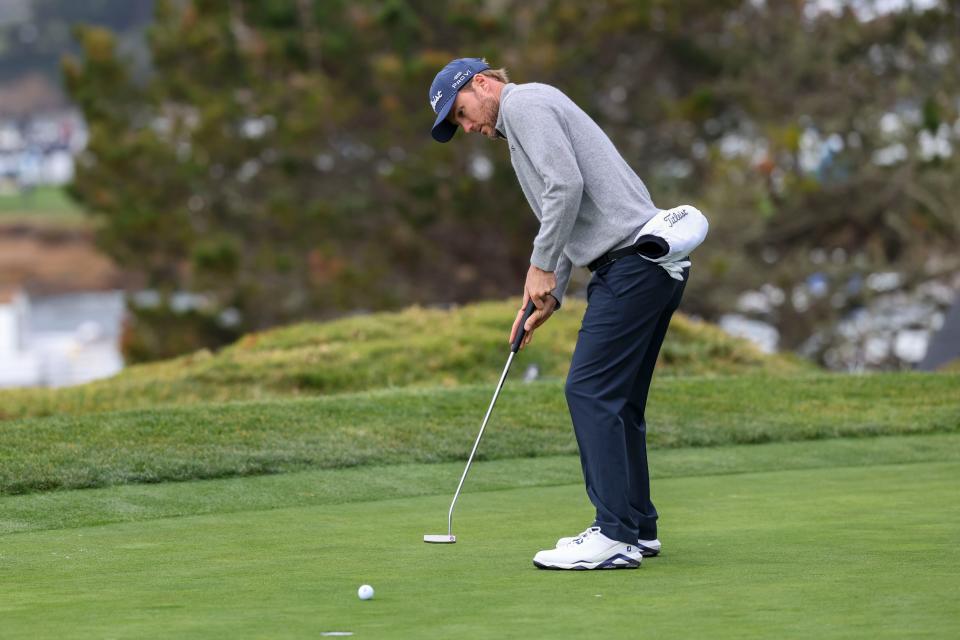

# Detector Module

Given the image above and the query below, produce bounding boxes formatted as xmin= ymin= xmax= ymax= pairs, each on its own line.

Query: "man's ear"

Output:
xmin=471 ymin=74 xmax=487 ymax=95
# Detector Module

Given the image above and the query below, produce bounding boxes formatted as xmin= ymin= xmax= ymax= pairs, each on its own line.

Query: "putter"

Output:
xmin=424 ymin=300 xmax=537 ymax=544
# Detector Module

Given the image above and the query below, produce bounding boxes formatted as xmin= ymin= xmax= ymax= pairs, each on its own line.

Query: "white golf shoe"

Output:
xmin=533 ymin=527 xmax=642 ymax=570
xmin=555 ymin=532 xmax=661 ymax=557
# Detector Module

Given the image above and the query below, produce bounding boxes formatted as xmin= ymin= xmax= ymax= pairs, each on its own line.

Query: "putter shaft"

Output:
xmin=426 ymin=300 xmax=536 ymax=544
xmin=444 ymin=350 xmax=516 ymax=538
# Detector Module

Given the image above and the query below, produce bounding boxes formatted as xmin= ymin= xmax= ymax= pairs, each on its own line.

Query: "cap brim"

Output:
xmin=431 ymin=98 xmax=457 ymax=143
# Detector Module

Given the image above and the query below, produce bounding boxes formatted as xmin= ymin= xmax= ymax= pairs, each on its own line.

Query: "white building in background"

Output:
xmin=0 ymin=110 xmax=86 ymax=192
xmin=0 ymin=289 xmax=125 ymax=388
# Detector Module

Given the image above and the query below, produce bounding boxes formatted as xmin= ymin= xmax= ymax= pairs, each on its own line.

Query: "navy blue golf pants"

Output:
xmin=565 ymin=254 xmax=688 ymax=544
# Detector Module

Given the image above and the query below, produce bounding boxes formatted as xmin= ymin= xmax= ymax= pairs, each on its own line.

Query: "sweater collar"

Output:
xmin=495 ymin=83 xmax=516 ymax=139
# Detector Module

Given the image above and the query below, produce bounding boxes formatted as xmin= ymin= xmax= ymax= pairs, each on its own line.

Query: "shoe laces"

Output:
xmin=570 ymin=526 xmax=602 ymax=546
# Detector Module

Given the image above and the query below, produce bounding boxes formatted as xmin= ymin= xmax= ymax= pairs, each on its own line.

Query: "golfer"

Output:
xmin=429 ymin=58 xmax=691 ymax=570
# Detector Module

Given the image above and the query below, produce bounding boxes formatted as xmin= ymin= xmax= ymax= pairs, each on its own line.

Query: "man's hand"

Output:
xmin=509 ymin=265 xmax=559 ymax=350
xmin=523 ymin=264 xmax=557 ymax=309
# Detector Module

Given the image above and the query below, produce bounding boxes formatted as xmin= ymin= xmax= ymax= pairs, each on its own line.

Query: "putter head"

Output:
xmin=423 ymin=534 xmax=456 ymax=544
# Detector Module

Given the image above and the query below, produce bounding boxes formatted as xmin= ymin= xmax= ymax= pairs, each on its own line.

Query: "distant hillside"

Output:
xmin=0 ymin=298 xmax=814 ymax=421
xmin=0 ymin=219 xmax=125 ymax=296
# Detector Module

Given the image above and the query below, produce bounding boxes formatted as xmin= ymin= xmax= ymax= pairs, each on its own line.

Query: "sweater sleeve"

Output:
xmin=504 ymin=96 xmax=584 ymax=272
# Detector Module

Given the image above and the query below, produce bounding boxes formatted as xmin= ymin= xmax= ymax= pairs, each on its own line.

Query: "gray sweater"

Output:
xmin=495 ymin=82 xmax=660 ymax=304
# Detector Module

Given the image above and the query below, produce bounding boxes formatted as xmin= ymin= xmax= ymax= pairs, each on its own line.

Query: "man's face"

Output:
xmin=448 ymin=80 xmax=499 ymax=139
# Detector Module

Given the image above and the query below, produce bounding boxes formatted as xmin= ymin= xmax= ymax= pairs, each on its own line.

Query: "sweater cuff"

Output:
xmin=549 ymin=254 xmax=573 ymax=308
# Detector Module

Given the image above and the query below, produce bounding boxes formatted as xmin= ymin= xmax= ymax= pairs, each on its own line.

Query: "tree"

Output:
xmin=679 ymin=2 xmax=960 ymax=353
xmin=64 ymin=0 xmax=960 ymax=363
xmin=65 ymin=1 xmax=538 ymax=358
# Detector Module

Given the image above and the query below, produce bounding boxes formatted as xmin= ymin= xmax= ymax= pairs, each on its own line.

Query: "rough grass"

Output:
xmin=0 ymin=299 xmax=811 ymax=421
xmin=4 ymin=434 xmax=957 ymax=536
xmin=1 ymin=372 xmax=955 ymax=495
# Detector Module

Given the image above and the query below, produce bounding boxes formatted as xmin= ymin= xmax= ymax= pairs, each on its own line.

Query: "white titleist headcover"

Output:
xmin=632 ymin=205 xmax=708 ymax=280
xmin=633 ymin=205 xmax=709 ymax=263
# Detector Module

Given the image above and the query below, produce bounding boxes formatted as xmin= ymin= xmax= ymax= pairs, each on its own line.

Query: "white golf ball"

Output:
xmin=357 ymin=584 xmax=374 ymax=600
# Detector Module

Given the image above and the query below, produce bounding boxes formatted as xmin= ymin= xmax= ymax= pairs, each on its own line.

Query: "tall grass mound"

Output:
xmin=0 ymin=298 xmax=811 ymax=421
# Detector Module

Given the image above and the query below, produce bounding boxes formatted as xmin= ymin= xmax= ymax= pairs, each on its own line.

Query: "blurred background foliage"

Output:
xmin=42 ymin=0 xmax=960 ymax=361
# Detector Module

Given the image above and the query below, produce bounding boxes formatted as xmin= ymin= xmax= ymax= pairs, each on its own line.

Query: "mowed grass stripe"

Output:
xmin=1 ymin=461 xmax=957 ymax=639
xmin=2 ymin=433 xmax=959 ymax=536
xmin=1 ymin=372 xmax=957 ymax=495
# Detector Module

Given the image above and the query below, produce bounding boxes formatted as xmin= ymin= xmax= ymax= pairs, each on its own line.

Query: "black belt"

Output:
xmin=587 ymin=234 xmax=670 ymax=272
xmin=587 ymin=246 xmax=640 ymax=272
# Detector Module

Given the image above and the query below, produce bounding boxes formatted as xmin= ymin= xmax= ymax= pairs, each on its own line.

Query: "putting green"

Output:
xmin=2 ymin=456 xmax=958 ymax=638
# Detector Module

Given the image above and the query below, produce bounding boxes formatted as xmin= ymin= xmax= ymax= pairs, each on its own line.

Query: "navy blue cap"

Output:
xmin=428 ymin=57 xmax=490 ymax=143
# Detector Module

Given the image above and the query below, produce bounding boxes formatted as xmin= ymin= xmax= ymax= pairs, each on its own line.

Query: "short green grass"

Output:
xmin=0 ymin=186 xmax=86 ymax=225
xmin=1 ymin=291 xmax=955 ymax=637
xmin=2 ymin=373 xmax=956 ymax=495
xmin=2 ymin=439 xmax=958 ymax=639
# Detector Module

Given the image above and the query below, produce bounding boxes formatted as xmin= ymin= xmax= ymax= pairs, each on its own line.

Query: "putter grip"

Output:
xmin=511 ymin=300 xmax=537 ymax=353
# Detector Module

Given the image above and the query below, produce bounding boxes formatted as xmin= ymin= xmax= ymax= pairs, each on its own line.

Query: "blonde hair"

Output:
xmin=476 ymin=59 xmax=509 ymax=83
xmin=478 ymin=68 xmax=510 ymax=83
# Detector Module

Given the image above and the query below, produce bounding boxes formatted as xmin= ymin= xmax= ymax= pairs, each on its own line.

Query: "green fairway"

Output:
xmin=2 ymin=437 xmax=959 ymax=639
xmin=0 ymin=186 xmax=85 ymax=224
xmin=0 ymin=307 xmax=955 ymax=638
